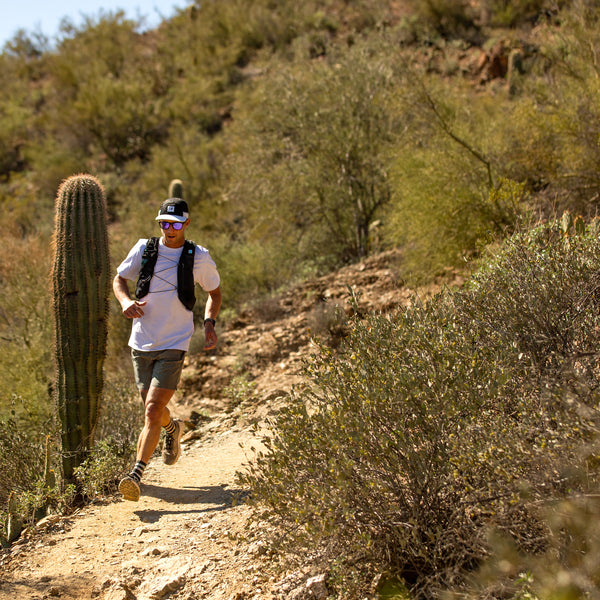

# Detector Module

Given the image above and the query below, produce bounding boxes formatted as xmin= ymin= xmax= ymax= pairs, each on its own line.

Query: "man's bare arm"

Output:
xmin=203 ymin=286 xmax=222 ymax=350
xmin=113 ymin=274 xmax=146 ymax=318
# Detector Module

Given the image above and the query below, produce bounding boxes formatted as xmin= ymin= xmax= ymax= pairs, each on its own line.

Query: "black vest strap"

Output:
xmin=135 ymin=237 xmax=196 ymax=311
xmin=178 ymin=240 xmax=197 ymax=311
xmin=135 ymin=237 xmax=159 ymax=301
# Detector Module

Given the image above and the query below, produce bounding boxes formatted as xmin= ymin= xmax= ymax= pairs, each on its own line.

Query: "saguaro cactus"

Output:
xmin=168 ymin=178 xmax=184 ymax=199
xmin=51 ymin=174 xmax=111 ymax=481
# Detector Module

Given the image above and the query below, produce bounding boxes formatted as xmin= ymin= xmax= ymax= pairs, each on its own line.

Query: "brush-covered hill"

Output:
xmin=0 ymin=248 xmax=455 ymax=600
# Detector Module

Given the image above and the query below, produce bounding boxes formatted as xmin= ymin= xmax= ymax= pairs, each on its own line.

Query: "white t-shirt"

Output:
xmin=117 ymin=237 xmax=220 ymax=352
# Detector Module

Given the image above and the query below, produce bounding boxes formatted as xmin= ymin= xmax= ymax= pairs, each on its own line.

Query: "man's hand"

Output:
xmin=113 ymin=275 xmax=146 ymax=319
xmin=204 ymin=321 xmax=217 ymax=350
xmin=122 ymin=299 xmax=147 ymax=319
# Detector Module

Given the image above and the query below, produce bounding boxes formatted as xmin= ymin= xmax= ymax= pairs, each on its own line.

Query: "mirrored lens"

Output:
xmin=159 ymin=221 xmax=184 ymax=230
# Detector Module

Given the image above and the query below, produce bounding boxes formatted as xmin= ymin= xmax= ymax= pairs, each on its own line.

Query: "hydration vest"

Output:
xmin=135 ymin=237 xmax=196 ymax=311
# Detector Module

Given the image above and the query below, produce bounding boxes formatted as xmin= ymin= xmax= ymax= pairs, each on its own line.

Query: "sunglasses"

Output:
xmin=159 ymin=221 xmax=184 ymax=230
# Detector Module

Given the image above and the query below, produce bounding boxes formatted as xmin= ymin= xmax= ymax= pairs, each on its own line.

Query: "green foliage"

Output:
xmin=47 ymin=13 xmax=170 ymax=166
xmin=52 ymin=174 xmax=111 ymax=481
xmin=0 ymin=234 xmax=53 ymax=423
xmin=405 ymin=0 xmax=478 ymax=39
xmin=481 ymin=0 xmax=561 ymax=27
xmin=0 ymin=413 xmax=71 ymax=543
xmin=224 ymin=36 xmax=397 ymax=274
xmin=378 ymin=578 xmax=411 ymax=600
xmin=501 ymin=3 xmax=600 ymax=215
xmin=386 ymin=70 xmax=529 ymax=280
xmin=0 ymin=102 xmax=29 ymax=178
xmin=0 ymin=411 xmax=51 ymax=507
xmin=5 ymin=0 xmax=600 ymax=576
xmin=462 ymin=492 xmax=600 ymax=599
xmin=0 ymin=373 xmax=139 ymax=539
xmin=224 ymin=375 xmax=258 ymax=414
xmin=64 ymin=374 xmax=139 ymax=501
xmin=239 ymin=219 xmax=600 ymax=596
xmin=14 ymin=478 xmax=76 ymax=530
xmin=2 ymin=0 xmax=600 ymax=305
xmin=73 ymin=438 xmax=131 ymax=499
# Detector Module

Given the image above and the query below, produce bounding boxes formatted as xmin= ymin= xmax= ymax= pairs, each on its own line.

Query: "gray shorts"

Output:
xmin=131 ymin=348 xmax=186 ymax=391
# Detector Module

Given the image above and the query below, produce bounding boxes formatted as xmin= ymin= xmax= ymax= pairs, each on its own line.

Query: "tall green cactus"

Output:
xmin=51 ymin=174 xmax=111 ymax=482
xmin=168 ymin=178 xmax=184 ymax=199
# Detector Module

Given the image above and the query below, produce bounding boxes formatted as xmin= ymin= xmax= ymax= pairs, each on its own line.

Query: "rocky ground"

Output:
xmin=0 ymin=250 xmax=461 ymax=600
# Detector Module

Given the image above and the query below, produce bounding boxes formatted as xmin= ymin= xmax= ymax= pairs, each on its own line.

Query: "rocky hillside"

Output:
xmin=183 ymin=249 xmax=462 ymax=419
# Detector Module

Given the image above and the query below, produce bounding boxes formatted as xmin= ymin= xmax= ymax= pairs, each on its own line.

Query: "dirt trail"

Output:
xmin=0 ymin=250 xmax=459 ymax=600
xmin=0 ymin=422 xmax=275 ymax=600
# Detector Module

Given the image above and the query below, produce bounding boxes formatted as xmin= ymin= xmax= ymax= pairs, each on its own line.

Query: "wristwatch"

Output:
xmin=204 ymin=318 xmax=216 ymax=326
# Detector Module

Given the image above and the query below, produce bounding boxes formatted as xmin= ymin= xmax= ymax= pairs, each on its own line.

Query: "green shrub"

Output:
xmin=405 ymin=0 xmax=478 ymax=39
xmin=385 ymin=70 xmax=531 ymax=282
xmin=218 ymin=36 xmax=398 ymax=290
xmin=0 ymin=233 xmax=53 ymax=423
xmin=461 ymin=489 xmax=600 ymax=599
xmin=0 ymin=373 xmax=139 ymax=536
xmin=505 ymin=3 xmax=600 ymax=216
xmin=74 ymin=438 xmax=131 ymax=499
xmin=224 ymin=375 xmax=258 ymax=414
xmin=481 ymin=0 xmax=560 ymax=27
xmin=0 ymin=410 xmax=50 ymax=506
xmin=239 ymin=219 xmax=600 ymax=597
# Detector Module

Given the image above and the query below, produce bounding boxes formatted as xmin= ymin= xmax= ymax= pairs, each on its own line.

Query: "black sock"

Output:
xmin=164 ymin=419 xmax=176 ymax=435
xmin=129 ymin=460 xmax=147 ymax=483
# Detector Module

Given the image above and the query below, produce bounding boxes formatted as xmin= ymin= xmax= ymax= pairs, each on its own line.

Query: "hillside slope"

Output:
xmin=0 ymin=250 xmax=459 ymax=600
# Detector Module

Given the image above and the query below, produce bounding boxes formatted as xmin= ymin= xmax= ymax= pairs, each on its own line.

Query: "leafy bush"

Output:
xmin=461 ymin=491 xmax=600 ymax=599
xmin=0 ymin=373 xmax=140 ymax=536
xmin=0 ymin=411 xmax=51 ymax=507
xmin=222 ymin=36 xmax=398 ymax=272
xmin=386 ymin=69 xmax=529 ymax=281
xmin=0 ymin=234 xmax=53 ymax=423
xmin=74 ymin=438 xmax=132 ymax=499
xmin=0 ymin=253 xmax=139 ymax=529
xmin=504 ymin=3 xmax=600 ymax=217
xmin=239 ymin=219 xmax=600 ymax=597
xmin=481 ymin=0 xmax=561 ymax=27
xmin=405 ymin=0 xmax=479 ymax=39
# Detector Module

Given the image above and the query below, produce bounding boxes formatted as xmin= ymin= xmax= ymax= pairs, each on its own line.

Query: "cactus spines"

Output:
xmin=574 ymin=215 xmax=586 ymax=236
xmin=561 ymin=210 xmax=573 ymax=236
xmin=5 ymin=492 xmax=22 ymax=545
xmin=43 ymin=434 xmax=56 ymax=490
xmin=168 ymin=178 xmax=184 ymax=199
xmin=51 ymin=174 xmax=111 ymax=482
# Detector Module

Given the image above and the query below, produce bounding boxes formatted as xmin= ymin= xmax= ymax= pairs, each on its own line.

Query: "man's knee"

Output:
xmin=144 ymin=398 xmax=168 ymax=422
xmin=144 ymin=388 xmax=174 ymax=423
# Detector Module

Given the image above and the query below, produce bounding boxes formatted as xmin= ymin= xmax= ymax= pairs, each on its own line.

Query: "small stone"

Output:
xmin=306 ymin=574 xmax=328 ymax=599
xmin=140 ymin=574 xmax=186 ymax=599
xmin=36 ymin=515 xmax=61 ymax=529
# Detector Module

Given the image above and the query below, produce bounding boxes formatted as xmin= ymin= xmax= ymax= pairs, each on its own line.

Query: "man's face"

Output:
xmin=159 ymin=219 xmax=189 ymax=248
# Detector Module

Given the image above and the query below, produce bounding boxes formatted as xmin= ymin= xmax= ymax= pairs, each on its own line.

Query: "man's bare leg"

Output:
xmin=120 ymin=387 xmax=174 ymax=501
xmin=138 ymin=387 xmax=174 ymax=464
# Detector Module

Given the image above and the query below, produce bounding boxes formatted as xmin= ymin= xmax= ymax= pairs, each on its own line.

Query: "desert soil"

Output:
xmin=0 ymin=250 xmax=460 ymax=600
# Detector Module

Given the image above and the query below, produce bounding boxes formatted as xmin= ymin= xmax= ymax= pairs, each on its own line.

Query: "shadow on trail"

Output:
xmin=133 ymin=484 xmax=249 ymax=522
xmin=0 ymin=573 xmax=94 ymax=600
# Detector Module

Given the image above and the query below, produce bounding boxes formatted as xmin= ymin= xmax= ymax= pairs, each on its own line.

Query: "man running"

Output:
xmin=113 ymin=197 xmax=221 ymax=501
